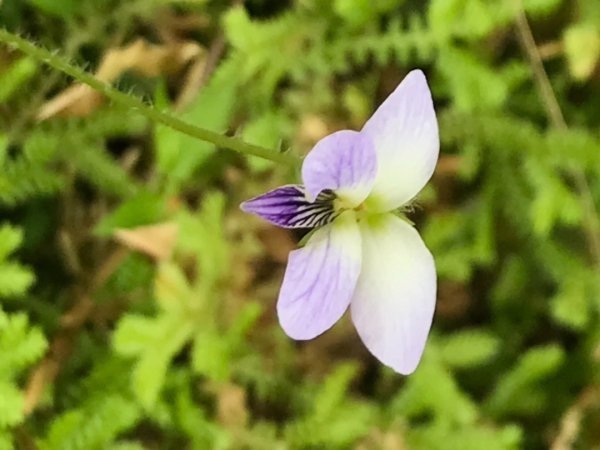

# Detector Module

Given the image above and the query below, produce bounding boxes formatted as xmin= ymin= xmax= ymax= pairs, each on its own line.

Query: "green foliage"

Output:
xmin=0 ymin=225 xmax=35 ymax=297
xmin=37 ymin=394 xmax=141 ymax=450
xmin=0 ymin=226 xmax=47 ymax=441
xmin=285 ymin=364 xmax=377 ymax=448
xmin=0 ymin=57 xmax=37 ymax=103
xmin=0 ymin=110 xmax=145 ymax=206
xmin=438 ymin=329 xmax=500 ymax=369
xmin=486 ymin=345 xmax=565 ymax=418
xmin=1 ymin=0 xmax=600 ymax=448
xmin=155 ymin=62 xmax=239 ymax=192
xmin=114 ymin=192 xmax=260 ymax=408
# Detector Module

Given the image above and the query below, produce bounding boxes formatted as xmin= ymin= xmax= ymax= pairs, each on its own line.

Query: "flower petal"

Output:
xmin=362 ymin=70 xmax=439 ymax=211
xmin=302 ymin=130 xmax=377 ymax=207
xmin=241 ymin=184 xmax=337 ymax=229
xmin=350 ymin=214 xmax=436 ymax=374
xmin=278 ymin=212 xmax=361 ymax=340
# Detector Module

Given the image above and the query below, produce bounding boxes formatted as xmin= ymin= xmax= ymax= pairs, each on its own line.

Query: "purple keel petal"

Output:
xmin=302 ymin=130 xmax=377 ymax=207
xmin=361 ymin=70 xmax=439 ymax=212
xmin=241 ymin=184 xmax=338 ymax=229
xmin=278 ymin=212 xmax=361 ymax=340
xmin=350 ymin=214 xmax=436 ymax=374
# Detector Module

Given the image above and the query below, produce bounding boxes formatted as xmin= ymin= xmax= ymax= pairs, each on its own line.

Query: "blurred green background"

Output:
xmin=1 ymin=0 xmax=600 ymax=449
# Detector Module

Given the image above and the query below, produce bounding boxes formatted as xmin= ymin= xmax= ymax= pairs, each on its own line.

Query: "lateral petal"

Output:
xmin=278 ymin=212 xmax=361 ymax=340
xmin=350 ymin=214 xmax=436 ymax=374
xmin=302 ymin=130 xmax=377 ymax=207
xmin=240 ymin=184 xmax=337 ymax=229
xmin=362 ymin=70 xmax=439 ymax=211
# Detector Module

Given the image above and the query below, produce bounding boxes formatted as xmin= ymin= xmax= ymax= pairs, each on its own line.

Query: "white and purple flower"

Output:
xmin=241 ymin=70 xmax=439 ymax=374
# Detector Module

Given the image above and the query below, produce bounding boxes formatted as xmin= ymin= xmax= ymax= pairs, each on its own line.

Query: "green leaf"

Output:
xmin=0 ymin=57 xmax=37 ymax=102
xmin=486 ymin=344 xmax=565 ymax=417
xmin=564 ymin=23 xmax=600 ymax=81
xmin=115 ymin=314 xmax=194 ymax=409
xmin=0 ymin=380 xmax=24 ymax=427
xmin=550 ymin=276 xmax=591 ymax=330
xmin=94 ymin=192 xmax=166 ymax=236
xmin=438 ymin=46 xmax=511 ymax=112
xmin=154 ymin=262 xmax=197 ymax=313
xmin=439 ymin=329 xmax=500 ymax=369
xmin=156 ymin=60 xmax=239 ymax=191
xmin=0 ymin=224 xmax=23 ymax=261
xmin=0 ymin=262 xmax=35 ymax=298
xmin=192 ymin=330 xmax=231 ymax=381
xmin=333 ymin=0 xmax=378 ymax=27
xmin=0 ymin=311 xmax=47 ymax=377
xmin=392 ymin=353 xmax=478 ymax=426
xmin=407 ymin=420 xmax=522 ymax=450
xmin=112 ymin=314 xmax=159 ymax=357
xmin=176 ymin=193 xmax=228 ymax=289
xmin=27 ymin=0 xmax=80 ymax=18
xmin=38 ymin=395 xmax=140 ymax=450
xmin=242 ymin=112 xmax=290 ymax=172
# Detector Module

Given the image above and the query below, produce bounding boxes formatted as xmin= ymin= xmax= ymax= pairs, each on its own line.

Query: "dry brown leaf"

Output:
xmin=114 ymin=222 xmax=179 ymax=261
xmin=297 ymin=115 xmax=331 ymax=147
xmin=356 ymin=428 xmax=408 ymax=450
xmin=38 ymin=38 xmax=205 ymax=119
xmin=215 ymin=383 xmax=248 ymax=430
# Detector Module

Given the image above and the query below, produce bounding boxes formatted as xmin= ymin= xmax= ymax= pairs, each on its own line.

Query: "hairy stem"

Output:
xmin=0 ymin=28 xmax=299 ymax=166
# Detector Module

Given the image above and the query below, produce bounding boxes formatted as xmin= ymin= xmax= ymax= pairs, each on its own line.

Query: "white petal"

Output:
xmin=362 ymin=70 xmax=439 ymax=211
xmin=350 ymin=214 xmax=436 ymax=374
xmin=277 ymin=212 xmax=361 ymax=340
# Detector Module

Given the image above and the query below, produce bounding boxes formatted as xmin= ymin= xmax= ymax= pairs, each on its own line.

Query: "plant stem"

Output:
xmin=0 ymin=28 xmax=299 ymax=166
xmin=514 ymin=2 xmax=600 ymax=271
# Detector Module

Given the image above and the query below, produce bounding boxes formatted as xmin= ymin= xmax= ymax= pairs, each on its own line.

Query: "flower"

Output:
xmin=241 ymin=70 xmax=438 ymax=374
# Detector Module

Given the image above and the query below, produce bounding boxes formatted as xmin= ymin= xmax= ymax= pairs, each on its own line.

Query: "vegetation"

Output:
xmin=0 ymin=0 xmax=599 ymax=448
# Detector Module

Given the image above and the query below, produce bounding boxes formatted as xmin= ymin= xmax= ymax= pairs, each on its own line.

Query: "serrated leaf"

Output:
xmin=192 ymin=330 xmax=231 ymax=381
xmin=0 ymin=224 xmax=23 ymax=260
xmin=113 ymin=315 xmax=160 ymax=357
xmin=0 ymin=380 xmax=24 ymax=427
xmin=0 ymin=311 xmax=47 ymax=377
xmin=0 ymin=262 xmax=35 ymax=298
xmin=486 ymin=345 xmax=565 ymax=417
xmin=154 ymin=262 xmax=197 ymax=313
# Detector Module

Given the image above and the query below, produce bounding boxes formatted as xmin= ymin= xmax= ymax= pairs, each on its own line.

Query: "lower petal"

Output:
xmin=350 ymin=214 xmax=436 ymax=374
xmin=278 ymin=212 xmax=361 ymax=340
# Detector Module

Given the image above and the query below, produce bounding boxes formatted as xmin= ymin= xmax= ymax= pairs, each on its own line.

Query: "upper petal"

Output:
xmin=361 ymin=70 xmax=439 ymax=211
xmin=240 ymin=184 xmax=337 ymax=229
xmin=277 ymin=212 xmax=361 ymax=340
xmin=302 ymin=130 xmax=377 ymax=207
xmin=350 ymin=214 xmax=436 ymax=374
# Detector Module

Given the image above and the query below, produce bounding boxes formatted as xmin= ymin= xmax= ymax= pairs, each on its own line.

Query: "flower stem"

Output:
xmin=0 ymin=28 xmax=299 ymax=166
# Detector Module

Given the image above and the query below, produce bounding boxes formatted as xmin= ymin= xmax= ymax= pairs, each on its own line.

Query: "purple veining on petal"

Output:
xmin=302 ymin=130 xmax=377 ymax=206
xmin=240 ymin=184 xmax=338 ymax=229
xmin=277 ymin=213 xmax=362 ymax=340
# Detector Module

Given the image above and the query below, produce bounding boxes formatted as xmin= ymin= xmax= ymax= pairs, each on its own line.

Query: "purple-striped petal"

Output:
xmin=362 ymin=70 xmax=439 ymax=212
xmin=350 ymin=214 xmax=436 ymax=374
xmin=240 ymin=184 xmax=338 ymax=229
xmin=302 ymin=130 xmax=377 ymax=207
xmin=277 ymin=212 xmax=361 ymax=340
